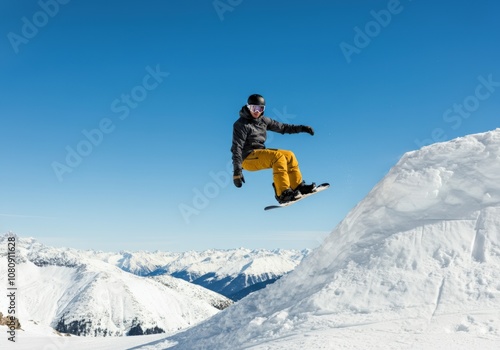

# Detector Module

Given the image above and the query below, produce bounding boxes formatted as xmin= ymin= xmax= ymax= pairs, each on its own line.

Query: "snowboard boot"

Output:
xmin=273 ymin=183 xmax=301 ymax=204
xmin=277 ymin=189 xmax=302 ymax=204
xmin=295 ymin=181 xmax=316 ymax=195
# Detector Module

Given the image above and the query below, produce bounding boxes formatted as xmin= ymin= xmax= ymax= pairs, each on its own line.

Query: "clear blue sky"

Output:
xmin=1 ymin=0 xmax=499 ymax=252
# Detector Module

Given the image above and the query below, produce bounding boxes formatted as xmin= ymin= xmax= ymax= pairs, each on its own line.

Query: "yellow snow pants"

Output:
xmin=242 ymin=149 xmax=303 ymax=196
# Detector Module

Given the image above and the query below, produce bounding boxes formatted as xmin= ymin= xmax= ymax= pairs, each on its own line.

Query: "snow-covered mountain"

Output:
xmin=13 ymin=237 xmax=308 ymax=300
xmin=0 ymin=236 xmax=232 ymax=337
xmin=0 ymin=235 xmax=305 ymax=338
xmin=88 ymin=247 xmax=308 ymax=300
xmin=146 ymin=248 xmax=309 ymax=300
xmin=139 ymin=129 xmax=500 ymax=349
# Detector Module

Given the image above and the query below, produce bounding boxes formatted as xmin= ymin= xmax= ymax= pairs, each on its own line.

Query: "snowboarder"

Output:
xmin=231 ymin=94 xmax=316 ymax=204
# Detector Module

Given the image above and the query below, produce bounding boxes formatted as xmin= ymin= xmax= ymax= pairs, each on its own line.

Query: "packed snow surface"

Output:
xmin=2 ymin=129 xmax=500 ymax=349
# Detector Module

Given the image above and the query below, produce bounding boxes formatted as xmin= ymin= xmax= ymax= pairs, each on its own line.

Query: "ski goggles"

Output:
xmin=247 ymin=104 xmax=265 ymax=113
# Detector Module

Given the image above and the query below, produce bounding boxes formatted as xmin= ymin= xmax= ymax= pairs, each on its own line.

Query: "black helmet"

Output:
xmin=247 ymin=94 xmax=265 ymax=106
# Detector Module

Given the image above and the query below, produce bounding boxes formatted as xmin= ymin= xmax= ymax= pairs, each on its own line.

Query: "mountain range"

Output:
xmin=0 ymin=235 xmax=234 ymax=336
xmin=22 ymin=237 xmax=309 ymax=300
xmin=0 ymin=235 xmax=307 ymax=337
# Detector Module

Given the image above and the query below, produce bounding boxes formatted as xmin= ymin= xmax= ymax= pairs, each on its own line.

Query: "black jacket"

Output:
xmin=231 ymin=106 xmax=304 ymax=172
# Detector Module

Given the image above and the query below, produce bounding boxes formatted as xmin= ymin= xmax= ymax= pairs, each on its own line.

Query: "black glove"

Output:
xmin=233 ymin=169 xmax=245 ymax=188
xmin=300 ymin=125 xmax=314 ymax=135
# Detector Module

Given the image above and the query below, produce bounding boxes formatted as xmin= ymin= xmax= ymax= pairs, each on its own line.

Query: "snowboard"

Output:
xmin=264 ymin=183 xmax=330 ymax=211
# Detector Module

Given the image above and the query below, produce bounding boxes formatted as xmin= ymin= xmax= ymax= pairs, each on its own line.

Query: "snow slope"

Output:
xmin=139 ymin=129 xmax=500 ymax=349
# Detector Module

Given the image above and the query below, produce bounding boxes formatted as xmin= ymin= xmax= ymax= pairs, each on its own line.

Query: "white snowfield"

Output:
xmin=2 ymin=129 xmax=500 ymax=349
